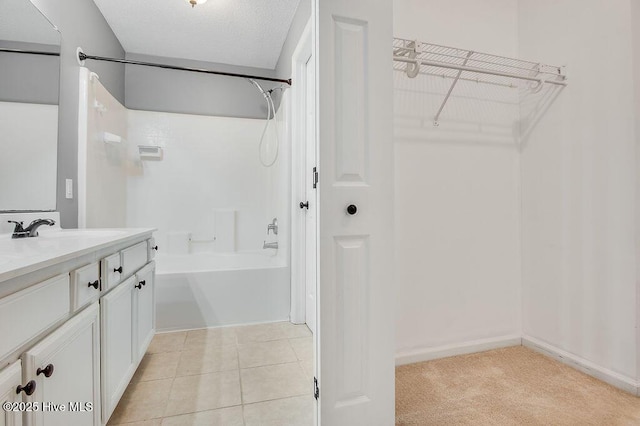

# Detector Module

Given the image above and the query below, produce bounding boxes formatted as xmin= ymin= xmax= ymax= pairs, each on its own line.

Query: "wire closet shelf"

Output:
xmin=393 ymin=37 xmax=568 ymax=125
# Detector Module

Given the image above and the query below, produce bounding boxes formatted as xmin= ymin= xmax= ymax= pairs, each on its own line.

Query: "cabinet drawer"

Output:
xmin=147 ymin=237 xmax=157 ymax=260
xmin=121 ymin=242 xmax=148 ymax=278
xmin=101 ymin=252 xmax=123 ymax=292
xmin=0 ymin=274 xmax=70 ymax=361
xmin=71 ymin=262 xmax=101 ymax=311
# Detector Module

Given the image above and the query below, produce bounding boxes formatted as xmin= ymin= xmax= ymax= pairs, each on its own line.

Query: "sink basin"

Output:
xmin=38 ymin=230 xmax=128 ymax=239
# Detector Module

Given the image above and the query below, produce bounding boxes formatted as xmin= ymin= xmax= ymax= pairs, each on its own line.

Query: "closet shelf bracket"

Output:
xmin=433 ymin=50 xmax=473 ymax=127
xmin=393 ymin=37 xmax=568 ymax=125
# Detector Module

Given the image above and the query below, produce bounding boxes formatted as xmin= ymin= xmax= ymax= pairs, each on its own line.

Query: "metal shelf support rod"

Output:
xmin=393 ymin=56 xmax=567 ymax=86
xmin=433 ymin=51 xmax=473 ymax=126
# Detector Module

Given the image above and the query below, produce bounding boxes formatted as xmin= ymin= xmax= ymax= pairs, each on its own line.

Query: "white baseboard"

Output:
xmin=395 ymin=335 xmax=522 ymax=366
xmin=522 ymin=335 xmax=639 ymax=396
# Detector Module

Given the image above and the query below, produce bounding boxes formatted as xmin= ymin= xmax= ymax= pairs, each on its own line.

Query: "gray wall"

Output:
xmin=124 ymin=54 xmax=281 ymax=119
xmin=30 ymin=0 xmax=125 ymax=228
xmin=0 ymin=41 xmax=59 ymax=105
xmin=124 ymin=0 xmax=311 ymax=119
xmin=275 ymin=0 xmax=311 ymax=79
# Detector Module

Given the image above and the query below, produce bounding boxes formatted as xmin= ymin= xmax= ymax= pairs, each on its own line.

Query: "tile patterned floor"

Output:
xmin=108 ymin=322 xmax=315 ymax=426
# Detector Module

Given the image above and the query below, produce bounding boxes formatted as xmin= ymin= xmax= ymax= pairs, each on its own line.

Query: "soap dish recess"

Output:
xmin=103 ymin=132 xmax=123 ymax=144
xmin=138 ymin=145 xmax=163 ymax=159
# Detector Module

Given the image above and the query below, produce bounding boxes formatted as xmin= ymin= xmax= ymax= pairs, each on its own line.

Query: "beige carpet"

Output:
xmin=396 ymin=346 xmax=640 ymax=425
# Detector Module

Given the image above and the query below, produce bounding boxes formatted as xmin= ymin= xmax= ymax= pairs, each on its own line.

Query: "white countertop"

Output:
xmin=0 ymin=228 xmax=155 ymax=283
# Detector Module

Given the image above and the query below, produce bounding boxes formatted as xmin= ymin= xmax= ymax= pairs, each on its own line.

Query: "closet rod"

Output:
xmin=0 ymin=47 xmax=59 ymax=57
xmin=77 ymin=51 xmax=292 ymax=86
xmin=394 ymin=56 xmax=567 ymax=86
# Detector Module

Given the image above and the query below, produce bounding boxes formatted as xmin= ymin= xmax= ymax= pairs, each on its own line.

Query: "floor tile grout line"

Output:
xmin=243 ymin=389 xmax=315 ymax=406
xmin=242 ymin=392 xmax=316 ymax=407
xmin=113 ymin=324 xmax=314 ymax=425
xmin=239 ymin=359 xmax=313 ymax=371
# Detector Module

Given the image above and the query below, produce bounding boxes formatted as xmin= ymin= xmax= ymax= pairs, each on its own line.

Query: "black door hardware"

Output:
xmin=37 ymin=364 xmax=54 ymax=378
xmin=16 ymin=380 xmax=36 ymax=395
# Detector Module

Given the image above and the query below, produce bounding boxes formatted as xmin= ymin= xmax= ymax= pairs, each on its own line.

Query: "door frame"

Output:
xmin=290 ymin=19 xmax=314 ymax=325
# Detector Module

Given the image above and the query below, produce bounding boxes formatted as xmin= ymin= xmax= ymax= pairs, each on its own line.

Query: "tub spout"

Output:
xmin=263 ymin=240 xmax=278 ymax=250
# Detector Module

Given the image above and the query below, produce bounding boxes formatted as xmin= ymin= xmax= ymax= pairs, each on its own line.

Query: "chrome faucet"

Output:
xmin=263 ymin=241 xmax=278 ymax=250
xmin=9 ymin=219 xmax=55 ymax=239
xmin=267 ymin=218 xmax=278 ymax=235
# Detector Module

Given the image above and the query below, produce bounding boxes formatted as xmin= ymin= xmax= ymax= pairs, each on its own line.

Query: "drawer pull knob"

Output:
xmin=135 ymin=283 xmax=143 ymax=289
xmin=37 ymin=364 xmax=54 ymax=378
xmin=88 ymin=280 xmax=99 ymax=290
xmin=16 ymin=380 xmax=36 ymax=396
xmin=152 ymin=245 xmax=158 ymax=251
xmin=114 ymin=266 xmax=123 ymax=274
xmin=139 ymin=280 xmax=146 ymax=287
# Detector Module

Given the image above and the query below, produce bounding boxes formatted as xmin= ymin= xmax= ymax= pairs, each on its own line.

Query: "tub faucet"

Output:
xmin=267 ymin=218 xmax=278 ymax=235
xmin=9 ymin=219 xmax=56 ymax=239
xmin=263 ymin=241 xmax=278 ymax=250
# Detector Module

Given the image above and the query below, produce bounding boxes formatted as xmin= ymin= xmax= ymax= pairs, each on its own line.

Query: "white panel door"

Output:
xmin=316 ymin=0 xmax=395 ymax=424
xmin=0 ymin=361 xmax=22 ymax=426
xmin=23 ymin=303 xmax=100 ymax=426
xmin=100 ymin=276 xmax=135 ymax=423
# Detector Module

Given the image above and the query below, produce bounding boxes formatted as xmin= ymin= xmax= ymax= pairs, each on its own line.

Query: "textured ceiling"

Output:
xmin=92 ymin=0 xmax=301 ymax=69
xmin=0 ymin=0 xmax=60 ymax=46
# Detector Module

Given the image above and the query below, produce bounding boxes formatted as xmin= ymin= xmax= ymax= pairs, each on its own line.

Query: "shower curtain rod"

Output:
xmin=0 ymin=47 xmax=59 ymax=57
xmin=78 ymin=51 xmax=292 ymax=86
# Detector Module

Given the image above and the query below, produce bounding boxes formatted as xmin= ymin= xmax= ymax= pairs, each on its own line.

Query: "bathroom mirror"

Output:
xmin=0 ymin=0 xmax=60 ymax=211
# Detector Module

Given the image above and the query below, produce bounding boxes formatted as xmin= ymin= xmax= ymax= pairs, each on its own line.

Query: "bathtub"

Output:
xmin=155 ymin=252 xmax=290 ymax=331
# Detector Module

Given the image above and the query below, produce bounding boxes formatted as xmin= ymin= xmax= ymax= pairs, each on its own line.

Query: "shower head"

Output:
xmin=248 ymin=79 xmax=270 ymax=99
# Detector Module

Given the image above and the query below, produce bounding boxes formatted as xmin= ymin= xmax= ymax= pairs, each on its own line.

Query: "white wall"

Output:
xmin=394 ymin=0 xmax=522 ymax=360
xmin=80 ymin=68 xmax=128 ymax=228
xmin=126 ymin=109 xmax=287 ymax=255
xmin=0 ymin=101 xmax=57 ymax=211
xmin=519 ymin=0 xmax=638 ymax=382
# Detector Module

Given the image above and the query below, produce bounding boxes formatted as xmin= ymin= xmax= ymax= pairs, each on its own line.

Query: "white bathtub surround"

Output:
xmin=78 ymin=67 xmax=128 ymax=229
xmin=0 ymin=101 xmax=58 ymax=211
xmin=155 ymin=252 xmax=289 ymax=331
xmin=126 ymin=109 xmax=289 ymax=256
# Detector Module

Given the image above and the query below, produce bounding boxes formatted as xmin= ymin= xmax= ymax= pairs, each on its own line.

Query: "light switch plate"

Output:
xmin=65 ymin=179 xmax=73 ymax=199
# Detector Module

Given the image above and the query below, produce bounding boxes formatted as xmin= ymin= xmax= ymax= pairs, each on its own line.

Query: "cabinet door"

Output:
xmin=100 ymin=277 xmax=135 ymax=424
xmin=22 ymin=303 xmax=100 ymax=426
xmin=134 ymin=264 xmax=155 ymax=362
xmin=0 ymin=361 xmax=22 ymax=426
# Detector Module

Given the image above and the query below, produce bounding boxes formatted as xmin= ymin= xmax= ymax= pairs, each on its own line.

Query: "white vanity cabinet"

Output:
xmin=100 ymin=276 xmax=135 ymax=422
xmin=0 ymin=228 xmax=156 ymax=426
xmin=0 ymin=361 xmax=23 ymax=426
xmin=100 ymin=257 xmax=155 ymax=423
xmin=133 ymin=263 xmax=155 ymax=362
xmin=22 ymin=303 xmax=100 ymax=426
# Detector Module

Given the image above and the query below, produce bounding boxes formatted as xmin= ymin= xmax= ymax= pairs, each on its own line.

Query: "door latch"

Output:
xmin=314 ymin=377 xmax=319 ymax=400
